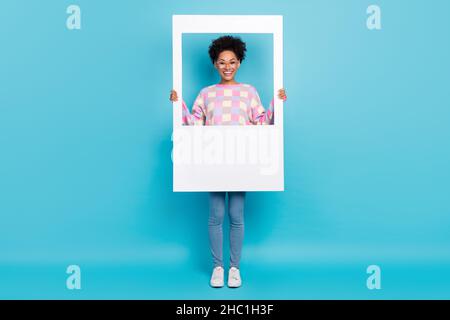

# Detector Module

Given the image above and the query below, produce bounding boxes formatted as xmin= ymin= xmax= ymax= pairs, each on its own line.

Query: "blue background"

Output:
xmin=1 ymin=0 xmax=449 ymax=299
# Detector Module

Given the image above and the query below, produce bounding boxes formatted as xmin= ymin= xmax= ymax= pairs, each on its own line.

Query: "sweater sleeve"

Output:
xmin=181 ymin=91 xmax=206 ymax=126
xmin=249 ymin=88 xmax=275 ymax=125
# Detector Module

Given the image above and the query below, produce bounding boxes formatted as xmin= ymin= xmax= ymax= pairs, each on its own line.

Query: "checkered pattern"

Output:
xmin=181 ymin=83 xmax=274 ymax=126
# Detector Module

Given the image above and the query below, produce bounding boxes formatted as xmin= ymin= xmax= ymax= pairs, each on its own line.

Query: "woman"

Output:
xmin=170 ymin=35 xmax=287 ymax=288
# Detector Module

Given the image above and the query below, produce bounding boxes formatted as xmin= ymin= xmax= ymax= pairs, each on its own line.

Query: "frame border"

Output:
xmin=172 ymin=15 xmax=283 ymax=128
xmin=172 ymin=15 xmax=284 ymax=192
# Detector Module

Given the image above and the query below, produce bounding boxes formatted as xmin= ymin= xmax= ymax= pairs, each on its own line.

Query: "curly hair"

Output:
xmin=208 ymin=35 xmax=247 ymax=64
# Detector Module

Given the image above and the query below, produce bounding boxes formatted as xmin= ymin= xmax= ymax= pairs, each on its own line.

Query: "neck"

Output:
xmin=219 ymin=79 xmax=238 ymax=85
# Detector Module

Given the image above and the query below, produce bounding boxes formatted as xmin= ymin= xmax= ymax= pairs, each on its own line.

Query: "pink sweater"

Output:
xmin=182 ymin=83 xmax=274 ymax=125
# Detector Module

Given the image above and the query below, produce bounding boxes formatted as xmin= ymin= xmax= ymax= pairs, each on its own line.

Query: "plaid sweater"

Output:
xmin=182 ymin=83 xmax=274 ymax=125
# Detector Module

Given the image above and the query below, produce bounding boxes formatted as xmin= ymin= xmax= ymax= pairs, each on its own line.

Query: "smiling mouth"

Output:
xmin=224 ymin=71 xmax=233 ymax=76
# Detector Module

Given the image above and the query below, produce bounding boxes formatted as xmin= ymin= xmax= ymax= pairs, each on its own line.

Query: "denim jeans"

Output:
xmin=208 ymin=191 xmax=246 ymax=269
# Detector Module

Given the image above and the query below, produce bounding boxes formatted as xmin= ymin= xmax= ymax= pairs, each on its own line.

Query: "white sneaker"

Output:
xmin=210 ymin=266 xmax=224 ymax=288
xmin=227 ymin=267 xmax=242 ymax=288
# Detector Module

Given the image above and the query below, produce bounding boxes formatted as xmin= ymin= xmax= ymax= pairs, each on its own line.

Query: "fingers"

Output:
xmin=278 ymin=88 xmax=287 ymax=101
xmin=170 ymin=90 xmax=178 ymax=102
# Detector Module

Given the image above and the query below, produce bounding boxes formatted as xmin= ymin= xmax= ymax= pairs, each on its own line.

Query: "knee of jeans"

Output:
xmin=229 ymin=210 xmax=244 ymax=226
xmin=208 ymin=209 xmax=224 ymax=226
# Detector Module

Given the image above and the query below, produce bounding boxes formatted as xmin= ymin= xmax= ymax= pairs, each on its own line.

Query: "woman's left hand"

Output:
xmin=278 ymin=88 xmax=287 ymax=101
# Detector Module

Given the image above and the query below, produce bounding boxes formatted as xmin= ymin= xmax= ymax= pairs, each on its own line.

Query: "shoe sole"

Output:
xmin=227 ymin=283 xmax=241 ymax=288
xmin=210 ymin=282 xmax=224 ymax=288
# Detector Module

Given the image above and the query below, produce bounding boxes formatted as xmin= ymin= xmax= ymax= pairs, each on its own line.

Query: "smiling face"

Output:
xmin=214 ymin=50 xmax=241 ymax=84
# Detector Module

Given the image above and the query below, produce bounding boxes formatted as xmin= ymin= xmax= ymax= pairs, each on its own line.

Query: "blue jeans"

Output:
xmin=208 ymin=191 xmax=246 ymax=269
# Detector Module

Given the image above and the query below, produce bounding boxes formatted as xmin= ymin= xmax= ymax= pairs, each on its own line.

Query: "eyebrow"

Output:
xmin=217 ymin=59 xmax=236 ymax=62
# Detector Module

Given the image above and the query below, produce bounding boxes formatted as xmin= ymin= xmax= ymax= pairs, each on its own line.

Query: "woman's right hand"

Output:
xmin=170 ymin=90 xmax=178 ymax=102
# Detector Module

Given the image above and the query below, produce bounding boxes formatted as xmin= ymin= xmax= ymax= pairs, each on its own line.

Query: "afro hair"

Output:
xmin=208 ymin=35 xmax=247 ymax=64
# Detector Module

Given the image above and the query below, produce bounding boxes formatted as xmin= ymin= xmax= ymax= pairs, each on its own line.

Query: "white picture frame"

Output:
xmin=172 ymin=15 xmax=284 ymax=192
